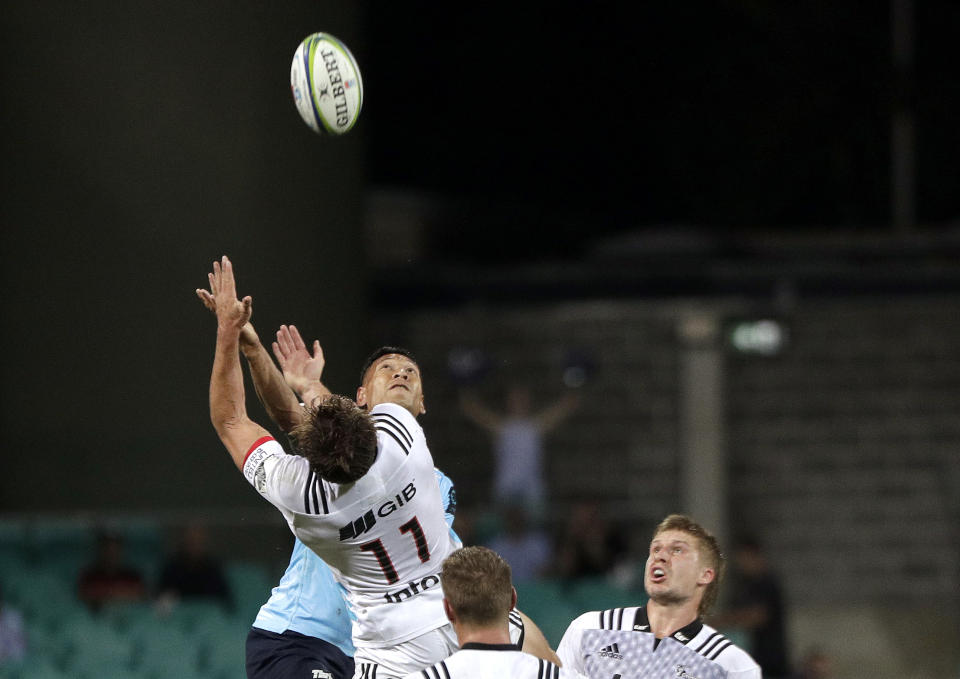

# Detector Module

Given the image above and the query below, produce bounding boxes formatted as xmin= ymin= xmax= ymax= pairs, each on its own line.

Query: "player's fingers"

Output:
xmin=196 ymin=289 xmax=216 ymax=312
xmin=221 ymin=256 xmax=236 ymax=291
xmin=276 ymin=325 xmax=293 ymax=354
xmin=289 ymin=325 xmax=306 ymax=350
xmin=271 ymin=341 xmax=286 ymax=366
xmin=313 ymin=340 xmax=325 ymax=362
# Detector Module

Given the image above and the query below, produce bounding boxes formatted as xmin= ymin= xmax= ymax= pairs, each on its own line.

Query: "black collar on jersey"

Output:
xmin=461 ymin=643 xmax=519 ymax=651
xmin=632 ymin=606 xmax=703 ymax=645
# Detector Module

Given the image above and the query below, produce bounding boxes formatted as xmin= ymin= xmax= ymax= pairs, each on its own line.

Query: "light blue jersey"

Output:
xmin=252 ymin=468 xmax=459 ymax=652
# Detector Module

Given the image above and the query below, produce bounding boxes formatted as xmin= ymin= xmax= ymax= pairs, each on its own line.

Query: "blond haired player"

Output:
xmin=557 ymin=514 xmax=761 ymax=679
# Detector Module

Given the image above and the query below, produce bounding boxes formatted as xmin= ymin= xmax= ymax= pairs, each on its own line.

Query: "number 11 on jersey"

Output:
xmin=360 ymin=516 xmax=431 ymax=584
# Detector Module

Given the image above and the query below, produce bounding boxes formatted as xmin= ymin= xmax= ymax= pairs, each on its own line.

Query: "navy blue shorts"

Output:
xmin=246 ymin=627 xmax=355 ymax=679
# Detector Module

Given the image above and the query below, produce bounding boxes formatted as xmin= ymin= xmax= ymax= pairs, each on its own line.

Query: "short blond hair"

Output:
xmin=441 ymin=546 xmax=513 ymax=626
xmin=654 ymin=514 xmax=725 ymax=616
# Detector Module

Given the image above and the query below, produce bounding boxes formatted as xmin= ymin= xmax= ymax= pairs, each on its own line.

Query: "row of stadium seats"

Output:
xmin=0 ymin=599 xmax=248 ymax=679
xmin=2 ymin=572 xmax=639 ymax=678
xmin=0 ymin=519 xmax=643 ymax=678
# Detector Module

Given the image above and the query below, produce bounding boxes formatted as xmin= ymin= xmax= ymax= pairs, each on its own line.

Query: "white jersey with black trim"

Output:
xmin=402 ymin=643 xmax=586 ymax=679
xmin=507 ymin=609 xmax=525 ymax=649
xmin=243 ymin=402 xmax=456 ymax=648
xmin=557 ymin=606 xmax=761 ymax=679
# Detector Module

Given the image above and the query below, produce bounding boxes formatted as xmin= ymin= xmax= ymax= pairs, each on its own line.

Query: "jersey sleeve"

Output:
xmin=242 ymin=436 xmax=312 ymax=513
xmin=433 ymin=468 xmax=457 ymax=526
xmin=718 ymin=647 xmax=762 ymax=679
xmin=556 ymin=613 xmax=590 ymax=674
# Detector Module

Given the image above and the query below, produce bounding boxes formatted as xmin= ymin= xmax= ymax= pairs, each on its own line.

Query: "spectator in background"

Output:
xmin=485 ymin=503 xmax=553 ymax=582
xmin=77 ymin=531 xmax=146 ymax=611
xmin=157 ymin=521 xmax=232 ymax=611
xmin=0 ymin=583 xmax=26 ymax=665
xmin=460 ymin=383 xmax=578 ymax=517
xmin=554 ymin=500 xmax=627 ymax=579
xmin=713 ymin=536 xmax=791 ymax=677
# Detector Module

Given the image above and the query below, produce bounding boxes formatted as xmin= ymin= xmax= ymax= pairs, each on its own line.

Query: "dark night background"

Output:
xmin=1 ymin=2 xmax=959 ymax=511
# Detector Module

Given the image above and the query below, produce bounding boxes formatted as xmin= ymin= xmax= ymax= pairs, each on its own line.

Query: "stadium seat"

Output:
xmin=515 ymin=580 xmax=583 ymax=647
xmin=60 ymin=617 xmax=133 ymax=678
xmin=196 ymin=623 xmax=247 ymax=678
xmin=129 ymin=617 xmax=202 ymax=678
xmin=567 ymin=577 xmax=640 ymax=613
xmin=15 ymin=657 xmax=71 ymax=679
xmin=224 ymin=561 xmax=273 ymax=620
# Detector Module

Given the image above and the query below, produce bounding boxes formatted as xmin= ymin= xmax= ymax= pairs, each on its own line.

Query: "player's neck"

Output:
xmin=369 ymin=399 xmax=421 ymax=419
xmin=455 ymin=622 xmax=512 ymax=648
xmin=646 ymin=598 xmax=700 ymax=639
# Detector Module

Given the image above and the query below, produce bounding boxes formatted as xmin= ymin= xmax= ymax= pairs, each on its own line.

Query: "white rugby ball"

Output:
xmin=290 ymin=32 xmax=363 ymax=135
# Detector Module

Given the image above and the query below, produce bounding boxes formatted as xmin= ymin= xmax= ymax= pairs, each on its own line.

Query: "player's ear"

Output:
xmin=510 ymin=586 xmax=518 ymax=611
xmin=698 ymin=566 xmax=715 ymax=586
xmin=418 ymin=393 xmax=426 ymax=416
xmin=443 ymin=598 xmax=456 ymax=623
xmin=356 ymin=386 xmax=367 ymax=408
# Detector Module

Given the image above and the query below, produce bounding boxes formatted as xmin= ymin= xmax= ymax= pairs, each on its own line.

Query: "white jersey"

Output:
xmin=557 ymin=606 xmax=761 ymax=679
xmin=243 ymin=403 xmax=456 ymax=648
xmin=403 ymin=643 xmax=585 ymax=679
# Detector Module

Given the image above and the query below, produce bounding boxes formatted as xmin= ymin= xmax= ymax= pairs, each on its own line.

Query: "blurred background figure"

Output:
xmin=484 ymin=503 xmax=553 ymax=583
xmin=460 ymin=383 xmax=579 ymax=517
xmin=554 ymin=500 xmax=627 ymax=580
xmin=157 ymin=521 xmax=232 ymax=612
xmin=77 ymin=531 xmax=146 ymax=612
xmin=713 ymin=536 xmax=790 ymax=678
xmin=0 ymin=582 xmax=26 ymax=667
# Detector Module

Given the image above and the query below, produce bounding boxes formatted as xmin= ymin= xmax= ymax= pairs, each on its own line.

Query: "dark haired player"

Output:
xmin=208 ymin=256 xmax=459 ymax=678
xmin=556 ymin=514 xmax=760 ymax=679
xmin=206 ymin=256 xmax=555 ymax=679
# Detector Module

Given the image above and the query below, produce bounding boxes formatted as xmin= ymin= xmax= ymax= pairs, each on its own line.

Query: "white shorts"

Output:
xmin=352 ymin=623 xmax=458 ymax=679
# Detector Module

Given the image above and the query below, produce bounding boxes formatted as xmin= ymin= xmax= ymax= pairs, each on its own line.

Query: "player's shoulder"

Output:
xmin=403 ymin=655 xmax=453 ymax=679
xmin=243 ymin=436 xmax=302 ymax=488
xmin=689 ymin=622 xmax=761 ymax=674
xmin=371 ymin=402 xmax=419 ymax=427
xmin=568 ymin=606 xmax=642 ymax=632
xmin=370 ymin=403 xmax=422 ymax=455
xmin=436 ymin=648 xmax=570 ymax=679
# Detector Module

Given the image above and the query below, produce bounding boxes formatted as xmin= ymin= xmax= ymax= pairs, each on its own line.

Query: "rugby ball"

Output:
xmin=290 ymin=33 xmax=363 ymax=135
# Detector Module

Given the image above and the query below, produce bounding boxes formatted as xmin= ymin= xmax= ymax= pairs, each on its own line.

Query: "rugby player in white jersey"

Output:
xmin=557 ymin=514 xmax=760 ymax=679
xmin=205 ymin=256 xmax=555 ymax=678
xmin=404 ymin=546 xmax=584 ymax=679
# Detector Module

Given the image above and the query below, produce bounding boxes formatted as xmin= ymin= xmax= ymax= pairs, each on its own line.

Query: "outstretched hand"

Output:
xmin=272 ymin=324 xmax=325 ymax=395
xmin=196 ymin=271 xmax=259 ymax=347
xmin=206 ymin=256 xmax=252 ymax=333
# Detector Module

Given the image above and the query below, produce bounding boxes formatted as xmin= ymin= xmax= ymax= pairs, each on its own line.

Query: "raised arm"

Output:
xmin=458 ymin=388 xmax=502 ymax=432
xmin=197 ymin=285 xmax=303 ymax=432
xmin=534 ymin=391 xmax=580 ymax=432
xmin=517 ymin=609 xmax=562 ymax=664
xmin=272 ymin=324 xmax=332 ymax=407
xmin=207 ymin=256 xmax=272 ymax=469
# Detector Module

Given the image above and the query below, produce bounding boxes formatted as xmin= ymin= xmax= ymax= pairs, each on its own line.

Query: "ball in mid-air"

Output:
xmin=290 ymin=32 xmax=363 ymax=135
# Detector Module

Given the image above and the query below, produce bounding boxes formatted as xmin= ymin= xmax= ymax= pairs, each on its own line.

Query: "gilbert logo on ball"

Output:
xmin=290 ymin=32 xmax=363 ymax=135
